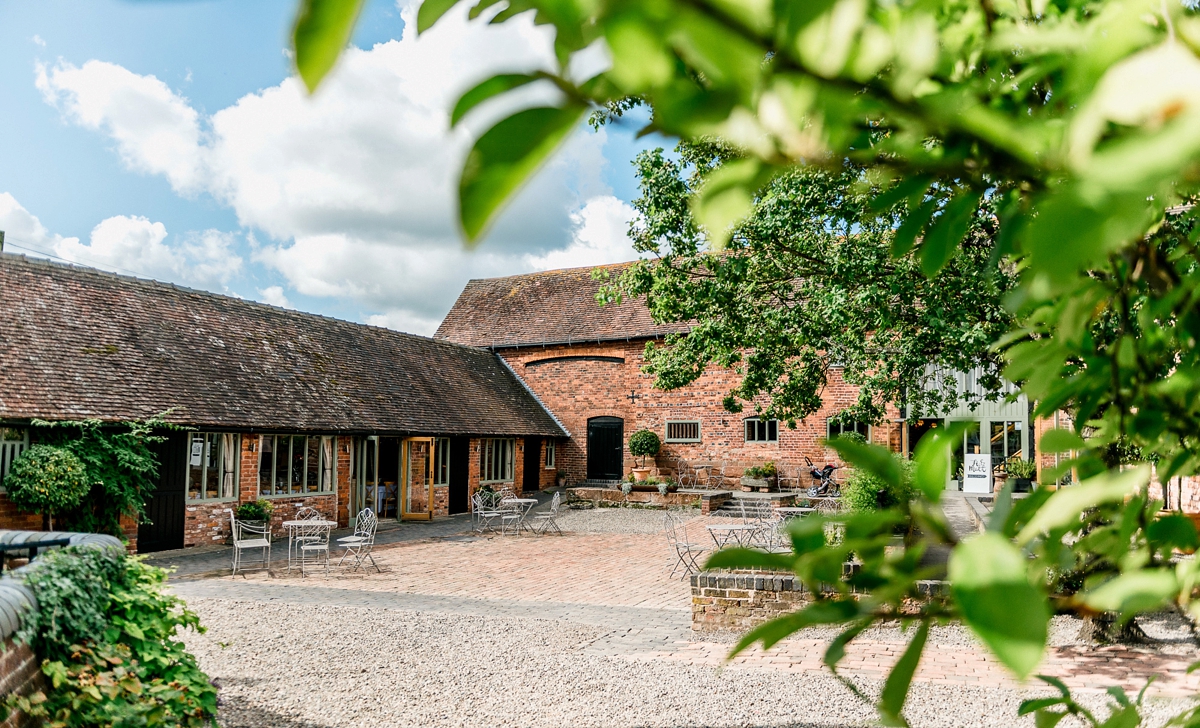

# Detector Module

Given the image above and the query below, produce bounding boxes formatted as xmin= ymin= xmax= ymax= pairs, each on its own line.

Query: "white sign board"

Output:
xmin=190 ymin=439 xmax=203 ymax=467
xmin=963 ymin=453 xmax=992 ymax=493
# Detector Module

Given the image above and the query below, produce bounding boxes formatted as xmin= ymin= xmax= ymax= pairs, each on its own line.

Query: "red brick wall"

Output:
xmin=0 ymin=638 xmax=42 ymax=728
xmin=0 ymin=495 xmax=42 ymax=532
xmin=499 ymin=342 xmax=898 ymax=486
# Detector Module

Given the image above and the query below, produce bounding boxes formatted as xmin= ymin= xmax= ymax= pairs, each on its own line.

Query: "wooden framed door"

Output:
xmin=587 ymin=417 xmax=624 ymax=481
xmin=401 ymin=437 xmax=434 ymax=521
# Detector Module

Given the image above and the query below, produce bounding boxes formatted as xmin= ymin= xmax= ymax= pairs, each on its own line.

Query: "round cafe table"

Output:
xmin=283 ymin=519 xmax=336 ymax=572
xmin=501 ymin=498 xmax=538 ymax=533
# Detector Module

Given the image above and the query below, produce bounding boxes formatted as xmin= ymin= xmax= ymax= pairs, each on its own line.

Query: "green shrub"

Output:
xmin=4 ymin=445 xmax=90 ymax=530
xmin=840 ymin=457 xmax=914 ymax=512
xmin=1005 ymin=458 xmax=1037 ymax=479
xmin=234 ymin=499 xmax=274 ymax=522
xmin=628 ymin=429 xmax=661 ymax=467
xmin=4 ymin=547 xmax=217 ymax=727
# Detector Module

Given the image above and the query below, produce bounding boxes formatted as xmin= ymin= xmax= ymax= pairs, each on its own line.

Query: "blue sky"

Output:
xmin=0 ymin=0 xmax=663 ymax=334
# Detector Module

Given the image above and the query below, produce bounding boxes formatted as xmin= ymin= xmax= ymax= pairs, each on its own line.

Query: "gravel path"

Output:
xmin=557 ymin=505 xmax=696 ymax=534
xmin=183 ymin=598 xmax=1191 ymax=728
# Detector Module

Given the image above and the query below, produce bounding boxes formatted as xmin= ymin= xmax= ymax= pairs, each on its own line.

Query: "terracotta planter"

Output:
xmin=632 ymin=467 xmax=652 ymax=482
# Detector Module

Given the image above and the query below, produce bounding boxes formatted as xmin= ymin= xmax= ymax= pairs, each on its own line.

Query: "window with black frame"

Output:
xmin=744 ymin=418 xmax=778 ymax=443
xmin=187 ymin=433 xmax=240 ymax=501
xmin=258 ymin=435 xmax=336 ymax=496
xmin=827 ymin=419 xmax=870 ymax=440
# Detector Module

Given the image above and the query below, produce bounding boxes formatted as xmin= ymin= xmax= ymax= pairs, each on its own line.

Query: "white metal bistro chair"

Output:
xmin=287 ymin=507 xmax=325 ymax=572
xmin=472 ymin=493 xmax=505 ymax=533
xmin=296 ymin=520 xmax=331 ymax=576
xmin=531 ymin=491 xmax=563 ymax=535
xmin=228 ymin=510 xmax=271 ymax=577
xmin=664 ymin=513 xmax=708 ymax=578
xmin=338 ymin=508 xmax=381 ymax=573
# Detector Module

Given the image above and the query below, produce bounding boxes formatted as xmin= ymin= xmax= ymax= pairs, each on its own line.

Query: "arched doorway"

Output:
xmin=587 ymin=416 xmax=624 ymax=481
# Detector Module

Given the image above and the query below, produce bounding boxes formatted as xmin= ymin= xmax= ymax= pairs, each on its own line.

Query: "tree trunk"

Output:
xmin=1078 ymin=613 xmax=1150 ymax=644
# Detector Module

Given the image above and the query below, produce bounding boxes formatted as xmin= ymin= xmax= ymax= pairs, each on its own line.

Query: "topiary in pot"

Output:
xmin=628 ymin=429 xmax=661 ymax=481
xmin=4 ymin=445 xmax=90 ymax=530
xmin=234 ymin=499 xmax=274 ymax=523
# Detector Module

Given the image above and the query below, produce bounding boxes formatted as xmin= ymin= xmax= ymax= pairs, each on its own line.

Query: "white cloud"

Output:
xmin=36 ymin=3 xmax=641 ymax=335
xmin=258 ymin=286 xmax=293 ymax=309
xmin=525 ymin=196 xmax=638 ymax=271
xmin=31 ymin=35 xmax=45 ymax=48
xmin=37 ymin=59 xmax=206 ymax=194
xmin=0 ymin=193 xmax=241 ymax=287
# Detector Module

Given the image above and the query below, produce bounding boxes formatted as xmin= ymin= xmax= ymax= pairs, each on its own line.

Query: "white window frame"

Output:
xmin=480 ymin=438 xmax=514 ymax=483
xmin=0 ymin=428 xmax=30 ymax=491
xmin=827 ymin=419 xmax=871 ymax=440
xmin=186 ymin=432 xmax=241 ymax=501
xmin=544 ymin=439 xmax=556 ymax=469
xmin=433 ymin=437 xmax=451 ymax=486
xmin=258 ymin=434 xmax=336 ymax=497
xmin=744 ymin=418 xmax=779 ymax=443
xmin=665 ymin=420 xmax=702 ymax=443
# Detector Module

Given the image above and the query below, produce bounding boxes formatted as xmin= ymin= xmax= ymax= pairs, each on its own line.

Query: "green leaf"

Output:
xmin=949 ymin=533 xmax=1049 ymax=678
xmin=1018 ymin=697 xmax=1066 ymax=715
xmin=705 ymin=547 xmax=796 ymax=571
xmin=869 ymin=175 xmax=932 ymax=213
xmin=1082 ymin=570 xmax=1178 ymax=615
xmin=913 ymin=421 xmax=968 ymax=503
xmin=879 ymin=620 xmax=929 ymax=725
xmin=823 ymin=619 xmax=871 ymax=669
xmin=292 ymin=0 xmax=367 ymax=93
xmin=417 ymin=0 xmax=461 ymax=33
xmin=919 ymin=190 xmax=982 ymax=277
xmin=459 ymin=105 xmax=586 ymax=242
xmin=1148 ymin=513 xmax=1199 ymax=552
xmin=891 ymin=198 xmax=936 ymax=257
xmin=826 ymin=435 xmax=902 ymax=489
xmin=1015 ymin=466 xmax=1149 ymax=546
xmin=690 ymin=158 xmax=775 ymax=247
xmin=730 ymin=599 xmax=859 ymax=657
xmin=1035 ymin=711 xmax=1069 ymax=728
xmin=451 ymin=74 xmax=540 ymax=127
xmin=1039 ymin=429 xmax=1085 ymax=454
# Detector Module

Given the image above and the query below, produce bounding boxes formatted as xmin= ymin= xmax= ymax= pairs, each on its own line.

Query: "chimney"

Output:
xmin=0 ymin=230 xmax=5 ymax=253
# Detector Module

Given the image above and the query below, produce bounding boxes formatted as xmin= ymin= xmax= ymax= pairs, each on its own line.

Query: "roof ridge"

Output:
xmin=0 ymin=252 xmax=493 ymax=358
xmin=461 ymin=259 xmax=641 ymax=286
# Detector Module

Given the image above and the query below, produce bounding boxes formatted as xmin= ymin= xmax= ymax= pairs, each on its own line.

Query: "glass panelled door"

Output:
xmin=401 ymin=437 xmax=434 ymax=521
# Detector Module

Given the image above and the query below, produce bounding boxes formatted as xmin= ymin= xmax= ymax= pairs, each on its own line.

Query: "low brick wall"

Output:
xmin=0 ymin=639 xmax=41 ymax=728
xmin=691 ymin=571 xmax=811 ymax=631
xmin=567 ymin=487 xmax=700 ymax=508
xmin=691 ymin=571 xmax=949 ymax=631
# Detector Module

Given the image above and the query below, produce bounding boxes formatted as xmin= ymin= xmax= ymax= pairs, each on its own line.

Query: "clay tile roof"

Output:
xmin=434 ymin=262 xmax=686 ymax=348
xmin=0 ymin=254 xmax=565 ymax=437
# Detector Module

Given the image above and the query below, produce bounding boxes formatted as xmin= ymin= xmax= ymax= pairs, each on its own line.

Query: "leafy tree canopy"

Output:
xmin=601 ymin=140 xmax=1016 ymax=426
xmin=4 ymin=445 xmax=90 ymax=528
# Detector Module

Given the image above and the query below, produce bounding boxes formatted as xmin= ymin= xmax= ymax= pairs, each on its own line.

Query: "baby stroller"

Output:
xmin=804 ymin=456 xmax=841 ymax=497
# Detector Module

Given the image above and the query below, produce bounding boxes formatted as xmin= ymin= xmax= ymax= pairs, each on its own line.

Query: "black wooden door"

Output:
xmin=523 ymin=437 xmax=541 ymax=493
xmin=587 ymin=417 xmax=624 ymax=481
xmin=448 ymin=436 xmax=469 ymax=514
xmin=137 ymin=431 xmax=187 ymax=553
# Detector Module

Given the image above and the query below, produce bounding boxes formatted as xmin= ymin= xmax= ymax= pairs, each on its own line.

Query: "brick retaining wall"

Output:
xmin=0 ymin=639 xmax=41 ymax=728
xmin=691 ymin=571 xmax=949 ymax=631
xmin=567 ymin=487 xmax=700 ymax=508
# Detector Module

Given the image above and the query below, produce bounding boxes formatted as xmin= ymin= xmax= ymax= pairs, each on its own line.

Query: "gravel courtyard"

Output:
xmin=173 ymin=508 xmax=1200 ymax=728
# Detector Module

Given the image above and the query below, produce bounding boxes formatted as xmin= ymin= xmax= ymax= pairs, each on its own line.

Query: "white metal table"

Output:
xmin=283 ymin=519 xmax=335 ymax=572
xmin=776 ymin=507 xmax=816 ymax=518
xmin=501 ymin=498 xmax=538 ymax=534
xmin=706 ymin=523 xmax=760 ymax=547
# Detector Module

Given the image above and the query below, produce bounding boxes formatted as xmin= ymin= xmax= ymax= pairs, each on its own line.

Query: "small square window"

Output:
xmin=744 ymin=418 xmax=778 ymax=443
xmin=827 ymin=419 xmax=870 ymax=440
xmin=665 ymin=421 xmax=701 ymax=443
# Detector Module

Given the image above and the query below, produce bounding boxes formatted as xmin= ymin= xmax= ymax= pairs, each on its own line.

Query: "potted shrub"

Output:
xmin=628 ymin=429 xmax=661 ymax=482
xmin=4 ymin=445 xmax=90 ymax=530
xmin=741 ymin=465 xmax=769 ymax=491
xmin=234 ymin=499 xmax=274 ymax=526
xmin=1006 ymin=457 xmax=1037 ymax=492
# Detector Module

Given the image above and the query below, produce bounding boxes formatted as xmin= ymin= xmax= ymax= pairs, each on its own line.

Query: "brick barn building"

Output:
xmin=435 ymin=263 xmax=1037 ymax=490
xmin=0 ymin=254 xmax=565 ymax=552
